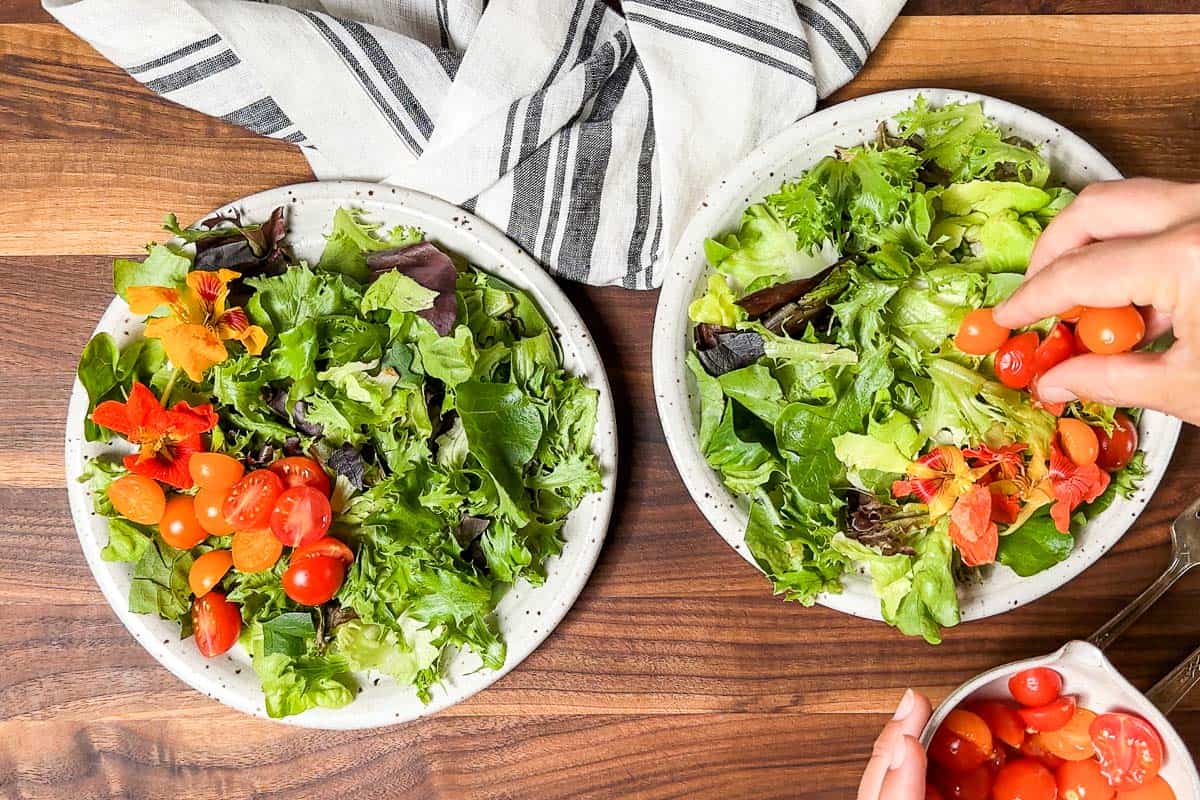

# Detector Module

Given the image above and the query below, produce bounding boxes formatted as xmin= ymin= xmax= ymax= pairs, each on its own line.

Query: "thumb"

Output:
xmin=877 ymin=736 xmax=928 ymax=800
xmin=1037 ymin=352 xmax=1176 ymax=410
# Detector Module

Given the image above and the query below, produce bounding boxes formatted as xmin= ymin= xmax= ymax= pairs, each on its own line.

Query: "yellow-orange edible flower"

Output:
xmin=127 ymin=269 xmax=268 ymax=381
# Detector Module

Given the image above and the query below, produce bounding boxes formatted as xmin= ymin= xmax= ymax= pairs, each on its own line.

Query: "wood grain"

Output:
xmin=4 ymin=8 xmax=1200 ymax=800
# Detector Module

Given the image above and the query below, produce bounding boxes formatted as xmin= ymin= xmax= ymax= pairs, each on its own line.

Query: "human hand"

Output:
xmin=993 ymin=178 xmax=1200 ymax=423
xmin=857 ymin=689 xmax=932 ymax=800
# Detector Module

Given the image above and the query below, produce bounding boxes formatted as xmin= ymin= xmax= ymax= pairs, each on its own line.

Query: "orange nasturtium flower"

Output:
xmin=127 ymin=269 xmax=268 ymax=381
xmin=891 ymin=445 xmax=994 ymax=520
xmin=91 ymin=381 xmax=218 ymax=489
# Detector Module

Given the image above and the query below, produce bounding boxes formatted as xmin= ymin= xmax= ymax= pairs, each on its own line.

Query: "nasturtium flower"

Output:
xmin=948 ymin=484 xmax=999 ymax=567
xmin=892 ymin=445 xmax=993 ymax=520
xmin=90 ymin=381 xmax=218 ymax=488
xmin=1045 ymin=442 xmax=1110 ymax=533
xmin=127 ymin=269 xmax=268 ymax=381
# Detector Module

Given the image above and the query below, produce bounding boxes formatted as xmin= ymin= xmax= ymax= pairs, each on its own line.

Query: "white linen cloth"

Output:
xmin=44 ymin=0 xmax=903 ymax=288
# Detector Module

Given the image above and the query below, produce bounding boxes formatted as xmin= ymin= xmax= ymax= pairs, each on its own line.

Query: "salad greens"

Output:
xmin=78 ymin=207 xmax=603 ymax=717
xmin=689 ymin=98 xmax=1147 ymax=643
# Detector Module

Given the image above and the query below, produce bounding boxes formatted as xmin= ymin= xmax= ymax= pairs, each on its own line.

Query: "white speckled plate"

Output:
xmin=65 ymin=181 xmax=617 ymax=728
xmin=653 ymin=88 xmax=1180 ymax=625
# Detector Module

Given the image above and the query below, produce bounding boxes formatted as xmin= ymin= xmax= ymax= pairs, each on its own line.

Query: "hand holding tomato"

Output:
xmin=857 ymin=689 xmax=933 ymax=800
xmin=994 ymin=178 xmax=1200 ymax=423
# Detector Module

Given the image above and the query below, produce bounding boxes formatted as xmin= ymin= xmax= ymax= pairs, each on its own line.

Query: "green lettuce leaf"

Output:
xmin=113 ymin=244 xmax=190 ymax=302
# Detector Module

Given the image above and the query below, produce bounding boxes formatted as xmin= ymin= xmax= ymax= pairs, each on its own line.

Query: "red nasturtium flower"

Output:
xmin=91 ymin=381 xmax=218 ymax=489
xmin=948 ymin=484 xmax=999 ymax=567
xmin=1046 ymin=442 xmax=1110 ymax=533
xmin=965 ymin=443 xmax=1027 ymax=525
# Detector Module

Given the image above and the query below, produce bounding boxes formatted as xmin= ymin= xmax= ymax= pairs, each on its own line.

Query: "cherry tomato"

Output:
xmin=1096 ymin=413 xmax=1139 ymax=472
xmin=159 ymin=494 xmax=208 ymax=550
xmin=947 ymin=710 xmax=995 ymax=757
xmin=1035 ymin=322 xmax=1077 ymax=374
xmin=957 ymin=308 xmax=1011 ymax=355
xmin=1076 ymin=306 xmax=1145 ymax=354
xmin=966 ymin=700 xmax=1026 ymax=749
xmin=1058 ymin=418 xmax=1101 ymax=466
xmin=231 ymin=527 xmax=283 ymax=573
xmin=926 ymin=783 xmax=947 ymax=800
xmin=107 ymin=474 xmax=166 ymax=525
xmin=269 ymin=486 xmax=333 ymax=547
xmin=1020 ymin=696 xmax=1078 ymax=733
xmin=282 ymin=554 xmax=345 ymax=605
xmin=1115 ymin=776 xmax=1177 ymax=800
xmin=268 ymin=456 xmax=331 ymax=496
xmin=934 ymin=765 xmax=993 ymax=800
xmin=292 ymin=537 xmax=354 ymax=565
xmin=187 ymin=452 xmax=244 ymax=490
xmin=1057 ymin=759 xmax=1115 ymax=800
xmin=994 ymin=759 xmax=1058 ymax=800
xmin=194 ymin=485 xmax=235 ymax=536
xmin=995 ymin=332 xmax=1040 ymax=389
xmin=1021 ymin=738 xmax=1067 ymax=772
xmin=931 ymin=727 xmax=991 ymax=773
xmin=1090 ymin=713 xmax=1165 ymax=791
xmin=1010 ymin=668 xmax=1064 ymax=708
xmin=1035 ymin=707 xmax=1099 ymax=762
xmin=1060 ymin=306 xmax=1085 ymax=323
xmin=188 ymin=549 xmax=233 ymax=597
xmin=222 ymin=470 xmax=284 ymax=529
xmin=192 ymin=591 xmax=241 ymax=657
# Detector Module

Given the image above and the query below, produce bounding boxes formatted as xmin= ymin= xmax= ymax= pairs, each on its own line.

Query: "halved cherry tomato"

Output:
xmin=945 ymin=710 xmax=994 ymax=757
xmin=282 ymin=554 xmax=345 ymax=605
xmin=1060 ymin=306 xmax=1085 ymax=323
xmin=934 ymin=765 xmax=993 ymax=800
xmin=1021 ymin=736 xmax=1067 ymax=772
xmin=1097 ymin=413 xmax=1138 ymax=472
xmin=292 ymin=537 xmax=354 ymax=565
xmin=995 ymin=332 xmax=1040 ymax=389
xmin=107 ymin=474 xmax=166 ymax=525
xmin=1010 ymin=668 xmax=1064 ymax=708
xmin=192 ymin=591 xmax=241 ymax=657
xmin=1090 ymin=713 xmax=1165 ymax=791
xmin=194 ymin=485 xmax=235 ymax=536
xmin=1056 ymin=759 xmax=1115 ymax=800
xmin=1035 ymin=322 xmax=1077 ymax=374
xmin=1076 ymin=306 xmax=1145 ymax=354
xmin=1020 ymin=695 xmax=1078 ymax=733
xmin=966 ymin=700 xmax=1026 ymax=749
xmin=268 ymin=456 xmax=331 ymax=496
xmin=269 ymin=486 xmax=332 ymax=547
xmin=1058 ymin=418 xmax=1100 ymax=466
xmin=222 ymin=470 xmax=284 ymax=529
xmin=993 ymin=759 xmax=1057 ymax=800
xmin=1034 ymin=707 xmax=1098 ymax=761
xmin=926 ymin=783 xmax=947 ymax=800
xmin=1116 ymin=776 xmax=1177 ymax=800
xmin=160 ymin=494 xmax=207 ymax=549
xmin=189 ymin=549 xmax=233 ymax=597
xmin=231 ymin=527 xmax=283 ymax=573
xmin=957 ymin=308 xmax=1011 ymax=355
xmin=187 ymin=452 xmax=244 ymax=490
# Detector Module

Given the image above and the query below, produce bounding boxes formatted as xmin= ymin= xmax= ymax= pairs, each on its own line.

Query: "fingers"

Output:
xmin=857 ymin=690 xmax=933 ymax=800
xmin=877 ymin=737 xmax=928 ymax=800
xmin=1036 ymin=351 xmax=1179 ymax=410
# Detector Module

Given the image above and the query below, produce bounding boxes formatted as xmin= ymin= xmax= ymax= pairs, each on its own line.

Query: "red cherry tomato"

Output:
xmin=223 ymin=470 xmax=284 ymax=529
xmin=930 ymin=723 xmax=992 ymax=773
xmin=269 ymin=456 xmax=331 ymax=496
xmin=1096 ymin=413 xmax=1139 ymax=472
xmin=292 ymin=536 xmax=354 ymax=565
xmin=995 ymin=332 xmax=1040 ymax=389
xmin=1020 ymin=696 xmax=1078 ymax=733
xmin=1056 ymin=759 xmax=1115 ymax=800
xmin=1035 ymin=322 xmax=1077 ymax=374
xmin=1090 ymin=713 xmax=1165 ymax=791
xmin=957 ymin=308 xmax=1011 ymax=355
xmin=1076 ymin=306 xmax=1145 ymax=354
xmin=993 ymin=759 xmax=1057 ymax=800
xmin=926 ymin=783 xmax=947 ymax=800
xmin=1034 ymin=707 xmax=1099 ymax=762
xmin=160 ymin=495 xmax=208 ymax=550
xmin=934 ymin=765 xmax=993 ymax=800
xmin=192 ymin=591 xmax=241 ymax=657
xmin=1115 ymin=776 xmax=1177 ymax=800
xmin=269 ymin=486 xmax=333 ymax=547
xmin=282 ymin=554 xmax=345 ymax=606
xmin=1009 ymin=668 xmax=1064 ymax=708
xmin=1058 ymin=418 xmax=1101 ymax=466
xmin=966 ymin=699 xmax=1026 ymax=749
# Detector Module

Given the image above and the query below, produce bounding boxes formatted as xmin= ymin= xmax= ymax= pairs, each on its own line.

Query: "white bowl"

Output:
xmin=921 ymin=640 xmax=1200 ymax=796
xmin=64 ymin=181 xmax=618 ymax=729
xmin=652 ymin=88 xmax=1181 ymax=624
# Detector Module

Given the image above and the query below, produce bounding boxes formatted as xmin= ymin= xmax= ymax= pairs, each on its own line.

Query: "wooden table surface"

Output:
xmin=4 ymin=2 xmax=1200 ymax=798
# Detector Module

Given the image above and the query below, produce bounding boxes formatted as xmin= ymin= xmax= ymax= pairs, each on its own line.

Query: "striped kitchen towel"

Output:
xmin=44 ymin=0 xmax=903 ymax=289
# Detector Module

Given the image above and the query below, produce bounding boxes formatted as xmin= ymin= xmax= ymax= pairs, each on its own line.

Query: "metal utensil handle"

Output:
xmin=1087 ymin=556 xmax=1192 ymax=651
xmin=1147 ymin=642 xmax=1200 ymax=714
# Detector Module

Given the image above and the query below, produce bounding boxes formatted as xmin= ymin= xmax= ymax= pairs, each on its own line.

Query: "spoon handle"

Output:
xmin=1087 ymin=557 xmax=1191 ymax=652
xmin=1147 ymin=643 xmax=1200 ymax=715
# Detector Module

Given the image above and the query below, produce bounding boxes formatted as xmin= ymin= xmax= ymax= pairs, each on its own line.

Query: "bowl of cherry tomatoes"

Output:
xmin=921 ymin=640 xmax=1199 ymax=799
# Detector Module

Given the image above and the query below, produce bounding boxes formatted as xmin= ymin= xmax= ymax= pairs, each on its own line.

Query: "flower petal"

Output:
xmin=127 ymin=285 xmax=180 ymax=315
xmin=90 ymin=399 xmax=134 ymax=436
xmin=949 ymin=485 xmax=998 ymax=567
xmin=216 ymin=307 xmax=269 ymax=355
xmin=186 ymin=269 xmax=240 ymax=315
xmin=158 ymin=323 xmax=228 ymax=382
xmin=166 ymin=401 xmax=219 ymax=437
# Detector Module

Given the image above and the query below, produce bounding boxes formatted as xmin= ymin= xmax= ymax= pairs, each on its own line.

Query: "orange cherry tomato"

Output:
xmin=268 ymin=456 xmax=331 ymax=496
xmin=1034 ymin=707 xmax=1099 ymax=762
xmin=1021 ymin=736 xmax=1067 ymax=772
xmin=1060 ymin=306 xmax=1085 ymax=323
xmin=1090 ymin=713 xmax=1165 ymax=792
xmin=1057 ymin=759 xmax=1115 ymax=800
xmin=270 ymin=486 xmax=333 ymax=547
xmin=231 ymin=528 xmax=283 ymax=573
xmin=281 ymin=555 xmax=345 ymax=606
xmin=187 ymin=452 xmax=245 ymax=490
xmin=107 ymin=474 xmax=166 ymax=525
xmin=1116 ymin=776 xmax=1177 ymax=800
xmin=995 ymin=332 xmax=1040 ymax=389
xmin=930 ymin=711 xmax=993 ymax=774
xmin=1010 ymin=668 xmax=1064 ymax=708
xmin=1076 ymin=306 xmax=1145 ymax=354
xmin=966 ymin=699 xmax=1026 ymax=749
xmin=192 ymin=591 xmax=241 ymax=657
xmin=994 ymin=759 xmax=1057 ymax=800
xmin=1058 ymin=418 xmax=1101 ymax=466
xmin=956 ymin=308 xmax=1011 ymax=355
xmin=292 ymin=537 xmax=354 ymax=565
xmin=1097 ymin=413 xmax=1139 ymax=472
xmin=188 ymin=549 xmax=233 ymax=597
xmin=1020 ymin=695 xmax=1078 ymax=733
xmin=222 ymin=470 xmax=284 ymax=530
xmin=159 ymin=494 xmax=207 ymax=550
xmin=194 ymin=485 xmax=235 ymax=536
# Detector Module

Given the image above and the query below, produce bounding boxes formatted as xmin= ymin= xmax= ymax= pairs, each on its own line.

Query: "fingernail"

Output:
xmin=889 ymin=736 xmax=909 ymax=770
xmin=892 ymin=689 xmax=915 ymax=721
xmin=1039 ymin=384 xmax=1077 ymax=403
